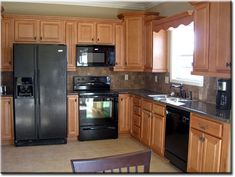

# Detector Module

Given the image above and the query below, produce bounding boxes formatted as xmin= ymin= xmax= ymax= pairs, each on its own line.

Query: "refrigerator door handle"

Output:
xmin=37 ymin=69 xmax=41 ymax=105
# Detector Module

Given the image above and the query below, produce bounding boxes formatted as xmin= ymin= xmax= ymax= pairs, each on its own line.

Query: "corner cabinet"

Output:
xmin=67 ymin=95 xmax=79 ymax=140
xmin=1 ymin=96 xmax=14 ymax=145
xmin=14 ymin=19 xmax=65 ymax=43
xmin=187 ymin=113 xmax=230 ymax=172
xmin=77 ymin=22 xmax=114 ymax=44
xmin=192 ymin=2 xmax=231 ymax=78
xmin=1 ymin=18 xmax=13 ymax=71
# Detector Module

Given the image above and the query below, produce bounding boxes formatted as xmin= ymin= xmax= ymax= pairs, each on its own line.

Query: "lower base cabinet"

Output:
xmin=1 ymin=96 xmax=14 ymax=145
xmin=67 ymin=95 xmax=78 ymax=140
xmin=187 ymin=113 xmax=230 ymax=173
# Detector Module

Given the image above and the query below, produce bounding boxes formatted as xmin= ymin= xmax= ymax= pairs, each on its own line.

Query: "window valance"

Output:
xmin=153 ymin=11 xmax=194 ymax=32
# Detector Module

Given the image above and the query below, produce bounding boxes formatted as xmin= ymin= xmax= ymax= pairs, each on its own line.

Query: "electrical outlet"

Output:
xmin=155 ymin=76 xmax=158 ymax=83
xmin=124 ymin=74 xmax=128 ymax=80
xmin=165 ymin=76 xmax=169 ymax=84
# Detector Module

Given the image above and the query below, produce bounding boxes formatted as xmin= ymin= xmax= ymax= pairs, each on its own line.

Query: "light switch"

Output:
xmin=155 ymin=76 xmax=158 ymax=83
xmin=165 ymin=76 xmax=169 ymax=84
xmin=125 ymin=74 xmax=128 ymax=80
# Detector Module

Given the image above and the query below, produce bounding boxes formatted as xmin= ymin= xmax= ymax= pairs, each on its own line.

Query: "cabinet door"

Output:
xmin=201 ymin=133 xmax=222 ymax=172
xmin=212 ymin=2 xmax=231 ymax=75
xmin=1 ymin=97 xmax=14 ymax=145
xmin=192 ymin=3 xmax=210 ymax=73
xmin=114 ymin=23 xmax=125 ymax=71
xmin=40 ymin=20 xmax=65 ymax=43
xmin=67 ymin=95 xmax=78 ymax=139
xmin=125 ymin=17 xmax=144 ymax=71
xmin=77 ymin=22 xmax=95 ymax=43
xmin=141 ymin=110 xmax=151 ymax=146
xmin=118 ymin=94 xmax=130 ymax=133
xmin=187 ymin=128 xmax=204 ymax=172
xmin=145 ymin=21 xmax=153 ymax=71
xmin=1 ymin=18 xmax=13 ymax=71
xmin=66 ymin=21 xmax=77 ymax=71
xmin=14 ymin=19 xmax=38 ymax=42
xmin=152 ymin=30 xmax=168 ymax=72
xmin=96 ymin=23 xmax=114 ymax=44
xmin=150 ymin=113 xmax=165 ymax=156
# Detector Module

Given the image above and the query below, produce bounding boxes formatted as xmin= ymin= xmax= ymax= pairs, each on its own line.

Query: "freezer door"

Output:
xmin=37 ymin=45 xmax=67 ymax=139
xmin=13 ymin=44 xmax=37 ymax=140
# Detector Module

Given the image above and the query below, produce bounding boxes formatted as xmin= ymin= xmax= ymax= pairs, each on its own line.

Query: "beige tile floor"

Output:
xmin=1 ymin=136 xmax=180 ymax=173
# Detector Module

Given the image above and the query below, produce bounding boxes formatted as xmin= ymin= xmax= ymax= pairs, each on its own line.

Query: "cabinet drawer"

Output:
xmin=132 ymin=125 xmax=140 ymax=139
xmin=191 ymin=114 xmax=223 ymax=138
xmin=152 ymin=103 xmax=165 ymax=116
xmin=142 ymin=100 xmax=152 ymax=111
xmin=133 ymin=105 xmax=141 ymax=116
xmin=133 ymin=114 xmax=141 ymax=127
xmin=133 ymin=97 xmax=141 ymax=106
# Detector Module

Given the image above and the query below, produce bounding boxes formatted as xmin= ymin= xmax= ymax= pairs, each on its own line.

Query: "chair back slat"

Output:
xmin=71 ymin=149 xmax=151 ymax=173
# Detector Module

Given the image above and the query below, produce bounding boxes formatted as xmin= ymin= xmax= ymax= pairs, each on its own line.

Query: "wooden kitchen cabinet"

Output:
xmin=145 ymin=21 xmax=167 ymax=72
xmin=130 ymin=96 xmax=142 ymax=140
xmin=67 ymin=95 xmax=78 ymax=140
xmin=192 ymin=2 xmax=231 ymax=78
xmin=1 ymin=96 xmax=14 ymax=145
xmin=114 ymin=23 xmax=125 ymax=71
xmin=150 ymin=103 xmax=166 ymax=157
xmin=1 ymin=18 xmax=13 ymax=71
xmin=118 ymin=94 xmax=131 ymax=134
xmin=187 ymin=113 xmax=230 ymax=173
xmin=14 ymin=19 xmax=65 ymax=43
xmin=77 ymin=22 xmax=114 ymax=44
xmin=66 ymin=21 xmax=77 ymax=71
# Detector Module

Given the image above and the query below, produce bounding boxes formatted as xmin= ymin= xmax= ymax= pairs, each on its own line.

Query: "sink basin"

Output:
xmin=148 ymin=94 xmax=168 ymax=98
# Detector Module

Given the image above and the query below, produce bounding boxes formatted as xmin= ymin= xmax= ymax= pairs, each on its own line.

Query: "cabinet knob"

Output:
xmin=121 ymin=98 xmax=123 ymax=101
xmin=9 ymin=61 xmax=11 ymax=64
xmin=92 ymin=38 xmax=94 ymax=41
xmin=226 ymin=62 xmax=232 ymax=68
xmin=34 ymin=37 xmax=36 ymax=40
xmin=115 ymin=62 xmax=118 ymax=65
xmin=97 ymin=38 xmax=100 ymax=41
xmin=125 ymin=62 xmax=127 ymax=65
xmin=75 ymin=99 xmax=77 ymax=102
xmin=40 ymin=37 xmax=42 ymax=40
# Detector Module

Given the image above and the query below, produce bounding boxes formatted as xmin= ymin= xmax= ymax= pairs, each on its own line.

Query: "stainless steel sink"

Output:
xmin=148 ymin=94 xmax=191 ymax=106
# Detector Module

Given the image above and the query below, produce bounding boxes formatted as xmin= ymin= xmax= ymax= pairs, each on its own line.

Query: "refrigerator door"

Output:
xmin=13 ymin=44 xmax=37 ymax=140
xmin=37 ymin=45 xmax=67 ymax=139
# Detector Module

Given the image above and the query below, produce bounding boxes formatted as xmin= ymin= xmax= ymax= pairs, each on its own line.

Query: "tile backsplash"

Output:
xmin=1 ymin=69 xmax=218 ymax=104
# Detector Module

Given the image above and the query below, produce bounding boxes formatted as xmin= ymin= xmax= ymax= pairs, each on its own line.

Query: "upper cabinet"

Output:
xmin=192 ymin=2 xmax=231 ymax=78
xmin=117 ymin=12 xmax=165 ymax=72
xmin=77 ymin=22 xmax=114 ymax=44
xmin=145 ymin=21 xmax=168 ymax=72
xmin=1 ymin=18 xmax=13 ymax=71
xmin=14 ymin=19 xmax=65 ymax=43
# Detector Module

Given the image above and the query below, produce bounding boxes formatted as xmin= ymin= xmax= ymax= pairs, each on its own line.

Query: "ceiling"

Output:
xmin=1 ymin=0 xmax=162 ymax=10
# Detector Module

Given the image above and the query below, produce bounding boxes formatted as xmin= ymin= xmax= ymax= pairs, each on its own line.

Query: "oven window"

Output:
xmin=80 ymin=98 xmax=113 ymax=119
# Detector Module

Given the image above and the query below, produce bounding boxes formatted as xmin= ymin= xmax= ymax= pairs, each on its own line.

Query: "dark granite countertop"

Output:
xmin=113 ymin=89 xmax=231 ymax=123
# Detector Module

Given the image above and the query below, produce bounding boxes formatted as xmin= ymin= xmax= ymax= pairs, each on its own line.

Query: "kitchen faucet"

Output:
xmin=170 ymin=83 xmax=187 ymax=98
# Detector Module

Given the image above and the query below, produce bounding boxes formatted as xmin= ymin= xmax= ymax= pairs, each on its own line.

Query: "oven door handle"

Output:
xmin=82 ymin=126 xmax=116 ymax=130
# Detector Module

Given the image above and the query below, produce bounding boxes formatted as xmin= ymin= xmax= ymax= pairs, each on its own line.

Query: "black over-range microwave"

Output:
xmin=76 ymin=45 xmax=115 ymax=67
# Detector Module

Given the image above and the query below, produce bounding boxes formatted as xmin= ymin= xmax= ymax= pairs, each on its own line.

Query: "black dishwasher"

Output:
xmin=165 ymin=106 xmax=190 ymax=172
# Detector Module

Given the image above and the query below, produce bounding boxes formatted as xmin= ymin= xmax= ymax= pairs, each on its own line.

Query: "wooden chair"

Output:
xmin=71 ymin=149 xmax=151 ymax=173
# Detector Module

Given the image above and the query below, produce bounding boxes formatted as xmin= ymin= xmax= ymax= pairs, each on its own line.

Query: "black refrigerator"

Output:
xmin=13 ymin=44 xmax=67 ymax=146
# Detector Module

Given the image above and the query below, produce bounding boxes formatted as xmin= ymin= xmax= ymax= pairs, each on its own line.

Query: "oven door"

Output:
xmin=79 ymin=95 xmax=118 ymax=126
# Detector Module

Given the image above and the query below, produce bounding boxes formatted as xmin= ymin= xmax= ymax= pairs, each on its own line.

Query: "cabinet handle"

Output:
xmin=199 ymin=136 xmax=205 ymax=142
xmin=34 ymin=36 xmax=36 ymax=40
xmin=9 ymin=61 xmax=11 ymax=64
xmin=115 ymin=62 xmax=118 ymax=65
xmin=8 ymin=101 xmax=10 ymax=104
xmin=75 ymin=99 xmax=77 ymax=102
xmin=198 ymin=123 xmax=208 ymax=130
xmin=226 ymin=62 xmax=232 ymax=68
xmin=92 ymin=38 xmax=94 ymax=41
xmin=40 ymin=37 xmax=42 ymax=40
xmin=125 ymin=62 xmax=127 ymax=65
xmin=121 ymin=98 xmax=123 ymax=101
